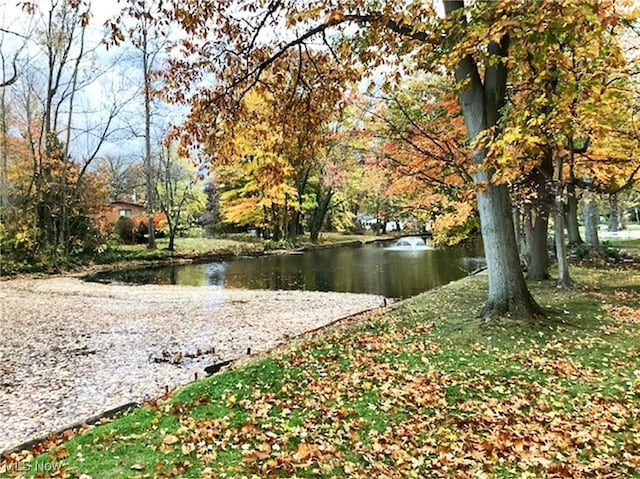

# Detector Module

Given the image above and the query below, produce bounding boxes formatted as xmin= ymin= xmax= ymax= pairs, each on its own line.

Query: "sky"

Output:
xmin=0 ymin=0 xmax=173 ymax=160
xmin=1 ymin=0 xmax=118 ymax=35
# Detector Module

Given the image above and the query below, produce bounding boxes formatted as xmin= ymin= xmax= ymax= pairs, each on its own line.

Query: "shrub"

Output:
xmin=115 ymin=216 xmax=137 ymax=244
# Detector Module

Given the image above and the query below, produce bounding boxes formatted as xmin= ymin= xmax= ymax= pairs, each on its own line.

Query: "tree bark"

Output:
xmin=0 ymin=75 xmax=8 ymax=214
xmin=553 ymin=155 xmax=573 ymax=288
xmin=528 ymin=210 xmax=550 ymax=280
xmin=512 ymin=206 xmax=526 ymax=259
xmin=527 ymin=153 xmax=552 ymax=280
xmin=523 ymin=204 xmax=533 ymax=264
xmin=476 ymin=182 xmax=541 ymax=317
xmin=583 ymin=189 xmax=599 ymax=247
xmin=142 ymin=20 xmax=156 ymax=250
xmin=309 ymin=188 xmax=333 ymax=243
xmin=565 ymin=182 xmax=582 ymax=246
xmin=168 ymin=226 xmax=175 ymax=251
xmin=608 ymin=192 xmax=620 ymax=232
xmin=445 ymin=0 xmax=540 ymax=319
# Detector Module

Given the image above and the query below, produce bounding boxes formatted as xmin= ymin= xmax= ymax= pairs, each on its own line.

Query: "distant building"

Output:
xmin=104 ymin=201 xmax=146 ymax=226
xmin=356 ymin=213 xmax=377 ymax=230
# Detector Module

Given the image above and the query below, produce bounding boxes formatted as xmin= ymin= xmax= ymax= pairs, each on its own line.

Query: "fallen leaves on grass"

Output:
xmin=5 ymin=269 xmax=640 ymax=478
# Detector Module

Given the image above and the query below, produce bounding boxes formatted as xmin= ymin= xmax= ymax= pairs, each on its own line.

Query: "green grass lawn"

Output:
xmin=3 ymin=263 xmax=639 ymax=478
xmin=589 ymin=224 xmax=640 ymax=257
xmin=605 ymin=238 xmax=640 ymax=256
xmin=93 ymin=237 xmax=266 ymax=264
xmin=92 ymin=233 xmax=387 ymax=266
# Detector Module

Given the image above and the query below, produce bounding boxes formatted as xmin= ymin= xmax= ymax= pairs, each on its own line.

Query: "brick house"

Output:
xmin=104 ymin=201 xmax=147 ymax=225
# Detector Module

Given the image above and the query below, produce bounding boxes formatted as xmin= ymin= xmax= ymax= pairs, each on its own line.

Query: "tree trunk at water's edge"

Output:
xmin=445 ymin=0 xmax=541 ymax=318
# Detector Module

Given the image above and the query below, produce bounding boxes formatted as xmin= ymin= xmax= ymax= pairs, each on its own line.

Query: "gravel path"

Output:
xmin=0 ymin=277 xmax=384 ymax=453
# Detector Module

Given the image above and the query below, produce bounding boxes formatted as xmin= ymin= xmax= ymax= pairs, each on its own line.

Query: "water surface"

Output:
xmin=88 ymin=239 xmax=484 ymax=299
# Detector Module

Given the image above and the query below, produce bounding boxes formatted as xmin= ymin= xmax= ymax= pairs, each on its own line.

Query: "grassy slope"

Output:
xmin=3 ymin=267 xmax=640 ymax=478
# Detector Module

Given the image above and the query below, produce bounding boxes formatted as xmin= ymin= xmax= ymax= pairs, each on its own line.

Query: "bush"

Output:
xmin=571 ymin=241 xmax=621 ymax=262
xmin=115 ymin=217 xmax=137 ymax=244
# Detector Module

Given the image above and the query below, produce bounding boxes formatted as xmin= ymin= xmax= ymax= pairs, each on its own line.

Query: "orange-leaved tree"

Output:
xmin=358 ymin=75 xmax=475 ymax=244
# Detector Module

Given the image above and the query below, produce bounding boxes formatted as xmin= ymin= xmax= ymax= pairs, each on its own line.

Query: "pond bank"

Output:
xmin=3 ymin=235 xmax=397 ymax=281
xmin=0 ymin=277 xmax=384 ymax=454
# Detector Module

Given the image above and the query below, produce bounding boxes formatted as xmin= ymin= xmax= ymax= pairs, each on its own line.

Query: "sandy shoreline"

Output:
xmin=0 ymin=277 xmax=384 ymax=453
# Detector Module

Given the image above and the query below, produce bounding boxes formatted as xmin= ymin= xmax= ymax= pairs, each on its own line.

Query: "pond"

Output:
xmin=87 ymin=238 xmax=485 ymax=299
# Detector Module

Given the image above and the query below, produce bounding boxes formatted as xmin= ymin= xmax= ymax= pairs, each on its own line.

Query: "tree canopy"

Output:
xmin=173 ymin=0 xmax=640 ymax=316
xmin=1 ymin=0 xmax=639 ymax=317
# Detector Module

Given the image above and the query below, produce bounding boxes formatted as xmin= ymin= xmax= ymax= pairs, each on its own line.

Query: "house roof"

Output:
xmin=109 ymin=201 xmax=145 ymax=208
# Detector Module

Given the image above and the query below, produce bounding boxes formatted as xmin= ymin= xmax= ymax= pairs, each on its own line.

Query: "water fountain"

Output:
xmin=386 ymin=236 xmax=432 ymax=251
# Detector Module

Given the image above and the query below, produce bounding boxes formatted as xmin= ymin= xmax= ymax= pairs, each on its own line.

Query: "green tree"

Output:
xmin=155 ymin=143 xmax=203 ymax=250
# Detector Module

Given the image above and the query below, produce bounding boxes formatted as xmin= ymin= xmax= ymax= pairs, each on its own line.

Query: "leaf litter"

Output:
xmin=2 ymin=267 xmax=640 ymax=478
xmin=0 ymin=277 xmax=383 ymax=456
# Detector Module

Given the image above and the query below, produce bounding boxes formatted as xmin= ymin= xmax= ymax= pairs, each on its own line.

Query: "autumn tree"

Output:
xmin=210 ymin=49 xmax=347 ymax=241
xmin=214 ymin=88 xmax=301 ymax=240
xmin=151 ymin=0 xmax=640 ymax=317
xmin=490 ymin=0 xmax=639 ymax=284
xmin=359 ymin=75 xmax=475 ymax=244
xmin=154 ymin=142 xmax=203 ymax=250
xmin=311 ymin=102 xmax=393 ymax=235
xmin=1 ymin=0 xmax=125 ymax=268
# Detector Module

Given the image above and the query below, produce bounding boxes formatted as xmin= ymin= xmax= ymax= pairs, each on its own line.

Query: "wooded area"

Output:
xmin=1 ymin=0 xmax=639 ymax=319
xmin=2 ymin=2 xmax=640 ymax=476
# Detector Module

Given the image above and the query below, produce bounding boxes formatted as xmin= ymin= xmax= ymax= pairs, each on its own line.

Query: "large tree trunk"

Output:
xmin=528 ymin=211 xmax=550 ymax=280
xmin=527 ymin=153 xmax=552 ymax=280
xmin=608 ymin=192 xmax=621 ymax=232
xmin=476 ymin=182 xmax=541 ymax=318
xmin=565 ymin=182 xmax=583 ymax=246
xmin=583 ymin=189 xmax=600 ymax=247
xmin=445 ymin=0 xmax=540 ymax=319
xmin=553 ymin=155 xmax=573 ymax=288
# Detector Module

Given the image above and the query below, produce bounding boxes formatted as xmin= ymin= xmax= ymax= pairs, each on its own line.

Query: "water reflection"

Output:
xmin=88 ymin=239 xmax=484 ymax=299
